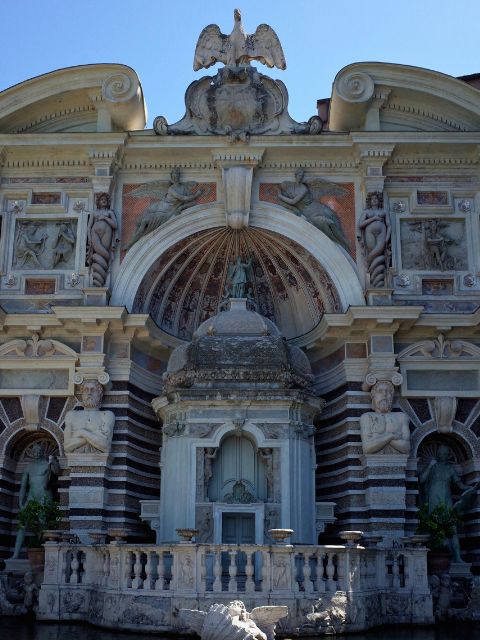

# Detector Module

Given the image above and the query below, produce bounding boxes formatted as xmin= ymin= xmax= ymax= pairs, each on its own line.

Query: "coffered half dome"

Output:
xmin=132 ymin=227 xmax=342 ymax=341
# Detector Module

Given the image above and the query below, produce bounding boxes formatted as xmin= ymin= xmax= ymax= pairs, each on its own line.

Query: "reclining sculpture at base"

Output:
xmin=180 ymin=600 xmax=288 ymax=640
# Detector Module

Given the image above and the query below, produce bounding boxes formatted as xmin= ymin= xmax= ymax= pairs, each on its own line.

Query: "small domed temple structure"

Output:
xmin=1 ymin=8 xmax=480 ymax=634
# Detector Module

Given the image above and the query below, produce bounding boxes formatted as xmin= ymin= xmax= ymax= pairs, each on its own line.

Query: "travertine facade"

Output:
xmin=1 ymin=10 xmax=480 ymax=633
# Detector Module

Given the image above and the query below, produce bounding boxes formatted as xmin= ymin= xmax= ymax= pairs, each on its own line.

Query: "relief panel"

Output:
xmin=399 ymin=219 xmax=467 ymax=271
xmin=13 ymin=220 xmax=77 ymax=270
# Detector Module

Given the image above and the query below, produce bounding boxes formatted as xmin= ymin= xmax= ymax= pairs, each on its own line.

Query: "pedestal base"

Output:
xmin=4 ymin=558 xmax=31 ymax=574
xmin=449 ymin=561 xmax=472 ymax=577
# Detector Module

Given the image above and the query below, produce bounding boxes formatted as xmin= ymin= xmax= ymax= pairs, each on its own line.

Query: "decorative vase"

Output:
xmin=176 ymin=528 xmax=199 ymax=543
xmin=268 ymin=528 xmax=294 ymax=544
xmin=339 ymin=530 xmax=364 ymax=546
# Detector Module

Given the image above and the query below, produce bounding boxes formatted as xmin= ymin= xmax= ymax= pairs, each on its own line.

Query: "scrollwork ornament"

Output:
xmin=336 ymin=70 xmax=375 ymax=103
xmin=102 ymin=72 xmax=136 ymax=103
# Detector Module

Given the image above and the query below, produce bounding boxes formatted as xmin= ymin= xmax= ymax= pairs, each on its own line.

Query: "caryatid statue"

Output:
xmin=360 ymin=380 xmax=410 ymax=455
xmin=11 ymin=442 xmax=60 ymax=559
xmin=64 ymin=380 xmax=115 ymax=454
xmin=420 ymin=444 xmax=479 ymax=563
xmin=87 ymin=193 xmax=118 ymax=287
xmin=358 ymin=191 xmax=391 ymax=288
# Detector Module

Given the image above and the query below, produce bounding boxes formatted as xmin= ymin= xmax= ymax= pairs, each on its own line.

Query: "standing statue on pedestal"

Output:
xmin=358 ymin=191 xmax=391 ymax=288
xmin=419 ymin=444 xmax=478 ymax=563
xmin=11 ymin=442 xmax=60 ymax=559
xmin=227 ymin=256 xmax=253 ymax=298
xmin=64 ymin=380 xmax=115 ymax=454
xmin=360 ymin=381 xmax=410 ymax=455
xmin=278 ymin=169 xmax=349 ymax=250
xmin=87 ymin=193 xmax=118 ymax=287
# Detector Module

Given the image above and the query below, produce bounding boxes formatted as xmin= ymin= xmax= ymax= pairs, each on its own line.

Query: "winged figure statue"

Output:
xmin=193 ymin=8 xmax=286 ymax=71
xmin=278 ymin=168 xmax=350 ymax=250
xmin=126 ymin=167 xmax=201 ymax=249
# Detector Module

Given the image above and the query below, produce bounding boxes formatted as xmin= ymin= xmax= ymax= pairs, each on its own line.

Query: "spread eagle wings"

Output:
xmin=304 ymin=178 xmax=349 ymax=199
xmin=246 ymin=24 xmax=286 ymax=70
xmin=194 ymin=24 xmax=229 ymax=71
xmin=128 ymin=181 xmax=171 ymax=200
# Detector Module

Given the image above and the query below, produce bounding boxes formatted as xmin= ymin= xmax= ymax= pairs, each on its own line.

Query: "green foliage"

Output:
xmin=18 ymin=497 xmax=61 ymax=548
xmin=416 ymin=502 xmax=460 ymax=550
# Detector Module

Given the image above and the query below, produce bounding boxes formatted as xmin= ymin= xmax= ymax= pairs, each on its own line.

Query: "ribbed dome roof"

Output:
xmin=164 ymin=298 xmax=312 ymax=391
xmin=194 ymin=298 xmax=280 ymax=338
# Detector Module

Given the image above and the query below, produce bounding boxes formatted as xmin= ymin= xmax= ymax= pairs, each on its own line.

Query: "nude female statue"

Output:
xmin=87 ymin=193 xmax=118 ymax=287
xmin=358 ymin=191 xmax=391 ymax=288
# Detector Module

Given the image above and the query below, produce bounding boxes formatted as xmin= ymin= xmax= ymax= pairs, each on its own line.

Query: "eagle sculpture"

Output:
xmin=193 ymin=8 xmax=286 ymax=71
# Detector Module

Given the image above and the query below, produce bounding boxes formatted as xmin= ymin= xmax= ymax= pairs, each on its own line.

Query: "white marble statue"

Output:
xmin=360 ymin=381 xmax=410 ymax=455
xmin=180 ymin=600 xmax=288 ymax=640
xmin=193 ymin=9 xmax=286 ymax=71
xmin=358 ymin=191 xmax=391 ymax=288
xmin=64 ymin=380 xmax=115 ymax=454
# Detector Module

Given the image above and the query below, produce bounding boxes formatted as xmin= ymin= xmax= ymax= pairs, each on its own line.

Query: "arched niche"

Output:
xmin=208 ymin=433 xmax=267 ymax=504
xmin=0 ymin=430 xmax=61 ymax=556
xmin=112 ymin=204 xmax=364 ymax=342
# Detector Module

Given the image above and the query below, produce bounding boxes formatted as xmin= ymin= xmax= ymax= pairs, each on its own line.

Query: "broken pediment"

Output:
xmin=329 ymin=62 xmax=480 ymax=132
xmin=0 ymin=64 xmax=146 ymax=133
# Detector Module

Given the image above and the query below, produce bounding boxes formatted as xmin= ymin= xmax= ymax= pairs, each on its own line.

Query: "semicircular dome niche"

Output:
xmin=132 ymin=227 xmax=341 ymax=341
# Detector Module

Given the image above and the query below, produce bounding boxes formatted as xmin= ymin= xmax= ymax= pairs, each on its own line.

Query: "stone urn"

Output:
xmin=107 ymin=528 xmax=128 ymax=544
xmin=176 ymin=528 xmax=199 ymax=543
xmin=408 ymin=534 xmax=430 ymax=548
xmin=89 ymin=532 xmax=107 ymax=545
xmin=43 ymin=530 xmax=62 ymax=543
xmin=339 ymin=530 xmax=363 ymax=546
xmin=268 ymin=528 xmax=294 ymax=544
xmin=363 ymin=535 xmax=383 ymax=548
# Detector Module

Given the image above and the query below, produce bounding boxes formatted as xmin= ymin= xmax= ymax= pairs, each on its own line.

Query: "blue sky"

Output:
xmin=2 ymin=0 xmax=480 ymax=127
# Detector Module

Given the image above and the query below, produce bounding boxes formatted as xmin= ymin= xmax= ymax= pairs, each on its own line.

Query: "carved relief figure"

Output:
xmin=360 ymin=381 xmax=410 ymax=455
xmin=402 ymin=219 xmax=466 ymax=271
xmin=64 ymin=380 xmax=115 ymax=454
xmin=126 ymin=168 xmax=201 ymax=249
xmin=11 ymin=442 xmax=60 ymax=558
xmin=52 ymin=222 xmax=76 ymax=267
xmin=87 ymin=193 xmax=118 ymax=287
xmin=278 ymin=169 xmax=349 ymax=250
xmin=15 ymin=222 xmax=47 ymax=267
xmin=419 ymin=444 xmax=478 ymax=563
xmin=193 ymin=9 xmax=286 ymax=70
xmin=358 ymin=191 xmax=391 ymax=287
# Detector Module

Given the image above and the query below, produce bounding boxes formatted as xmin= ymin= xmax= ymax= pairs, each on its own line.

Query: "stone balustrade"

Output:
xmin=38 ymin=541 xmax=433 ymax=633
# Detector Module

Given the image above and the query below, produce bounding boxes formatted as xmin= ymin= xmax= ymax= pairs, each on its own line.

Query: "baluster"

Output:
xmin=199 ymin=548 xmax=207 ymax=593
xmin=155 ymin=550 xmax=165 ymax=590
xmin=315 ymin=551 xmax=326 ymax=593
xmin=70 ymin=550 xmax=80 ymax=584
xmin=392 ymin=553 xmax=400 ymax=589
xmin=102 ymin=550 xmax=110 ymax=586
xmin=326 ymin=553 xmax=336 ymax=591
xmin=228 ymin=548 xmax=237 ymax=592
xmin=62 ymin=550 xmax=69 ymax=583
xmin=303 ymin=552 xmax=313 ymax=593
xmin=245 ymin=550 xmax=255 ymax=593
xmin=132 ymin=550 xmax=144 ymax=589
xmin=144 ymin=551 xmax=153 ymax=589
xmin=124 ymin=550 xmax=133 ymax=588
xmin=335 ymin=553 xmax=345 ymax=591
xmin=292 ymin=552 xmax=300 ymax=593
xmin=213 ymin=549 xmax=222 ymax=592
xmin=261 ymin=550 xmax=269 ymax=593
